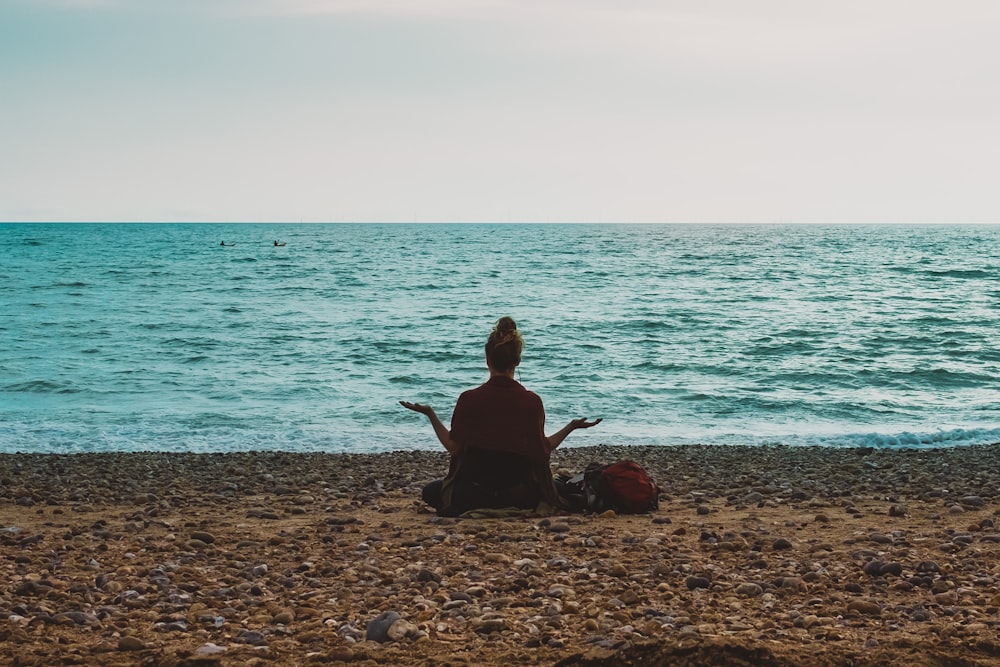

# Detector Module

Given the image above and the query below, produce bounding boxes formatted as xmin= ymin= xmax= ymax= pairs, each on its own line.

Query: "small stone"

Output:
xmin=194 ymin=642 xmax=226 ymax=655
xmin=862 ymin=559 xmax=884 ymax=576
xmin=778 ymin=576 xmax=805 ymax=592
xmin=190 ymin=531 xmax=215 ymax=544
xmin=772 ymin=538 xmax=793 ymax=550
xmin=736 ymin=582 xmax=763 ymax=597
xmin=686 ymin=576 xmax=711 ymax=590
xmin=880 ymin=562 xmax=903 ymax=577
xmin=238 ymin=630 xmax=267 ymax=646
xmin=847 ymin=600 xmax=881 ymax=616
xmin=365 ymin=611 xmax=401 ymax=643
xmin=117 ymin=636 xmax=146 ymax=651
xmin=326 ymin=648 xmax=355 ymax=661
xmin=476 ymin=618 xmax=507 ymax=633
xmin=416 ymin=568 xmax=441 ymax=583
xmin=619 ymin=590 xmax=640 ymax=605
xmin=678 ymin=625 xmax=700 ymax=637
xmin=484 ymin=552 xmax=511 ymax=564
xmin=387 ymin=618 xmax=418 ymax=641
xmin=548 ymin=584 xmax=572 ymax=597
xmin=934 ymin=591 xmax=959 ymax=605
xmin=52 ymin=611 xmax=100 ymax=626
xmin=889 ymin=504 xmax=908 ymax=517
xmin=931 ymin=580 xmax=950 ymax=594
xmin=798 ymin=614 xmax=820 ymax=629
xmin=608 ymin=564 xmax=628 ymax=578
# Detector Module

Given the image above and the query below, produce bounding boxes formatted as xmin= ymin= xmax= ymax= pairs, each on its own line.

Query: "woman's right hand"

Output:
xmin=401 ymin=401 xmax=459 ymax=454
xmin=399 ymin=401 xmax=436 ymax=417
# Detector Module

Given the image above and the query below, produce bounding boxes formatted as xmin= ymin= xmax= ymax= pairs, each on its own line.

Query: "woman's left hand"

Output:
xmin=570 ymin=417 xmax=602 ymax=430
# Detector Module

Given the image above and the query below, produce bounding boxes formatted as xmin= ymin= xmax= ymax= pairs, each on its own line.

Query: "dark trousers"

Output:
xmin=421 ymin=477 xmax=584 ymax=513
xmin=422 ymin=479 xmax=444 ymax=511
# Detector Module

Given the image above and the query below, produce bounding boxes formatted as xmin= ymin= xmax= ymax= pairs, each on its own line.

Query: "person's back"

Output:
xmin=401 ymin=316 xmax=601 ymax=515
xmin=450 ymin=375 xmax=548 ymax=464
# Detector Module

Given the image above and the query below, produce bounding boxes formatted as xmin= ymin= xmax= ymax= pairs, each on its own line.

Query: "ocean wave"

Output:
xmin=3 ymin=380 xmax=80 ymax=394
xmin=3 ymin=418 xmax=997 ymax=455
xmin=867 ymin=367 xmax=998 ymax=389
xmin=920 ymin=268 xmax=995 ymax=280
xmin=34 ymin=281 xmax=89 ymax=288
xmin=798 ymin=428 xmax=1000 ymax=450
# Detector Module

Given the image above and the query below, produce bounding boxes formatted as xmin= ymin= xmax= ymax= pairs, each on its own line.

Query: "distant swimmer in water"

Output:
xmin=274 ymin=240 xmax=286 ymax=247
xmin=220 ymin=241 xmax=234 ymax=247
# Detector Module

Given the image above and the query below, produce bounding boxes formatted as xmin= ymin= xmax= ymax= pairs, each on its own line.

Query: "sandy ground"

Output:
xmin=1 ymin=444 xmax=999 ymax=666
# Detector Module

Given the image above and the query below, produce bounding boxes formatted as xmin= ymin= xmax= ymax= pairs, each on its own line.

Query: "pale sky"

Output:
xmin=1 ymin=0 xmax=998 ymax=223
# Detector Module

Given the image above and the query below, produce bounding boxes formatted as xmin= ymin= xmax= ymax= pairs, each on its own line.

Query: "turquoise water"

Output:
xmin=2 ymin=223 xmax=999 ymax=453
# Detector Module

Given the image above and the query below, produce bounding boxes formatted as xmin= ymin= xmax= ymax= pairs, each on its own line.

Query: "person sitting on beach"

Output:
xmin=400 ymin=316 xmax=601 ymax=516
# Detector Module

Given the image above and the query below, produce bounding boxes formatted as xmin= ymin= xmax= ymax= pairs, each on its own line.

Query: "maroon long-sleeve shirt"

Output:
xmin=449 ymin=376 xmax=550 ymax=464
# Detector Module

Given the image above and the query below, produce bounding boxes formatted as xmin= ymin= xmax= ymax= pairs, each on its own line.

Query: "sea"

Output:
xmin=2 ymin=223 xmax=999 ymax=455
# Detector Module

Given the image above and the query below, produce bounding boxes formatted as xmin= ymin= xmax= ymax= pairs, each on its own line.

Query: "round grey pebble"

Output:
xmin=366 ymin=611 xmax=401 ymax=643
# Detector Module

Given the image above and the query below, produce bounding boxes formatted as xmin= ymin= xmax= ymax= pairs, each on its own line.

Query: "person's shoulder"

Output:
xmin=458 ymin=382 xmax=489 ymax=400
xmin=523 ymin=388 xmax=543 ymax=404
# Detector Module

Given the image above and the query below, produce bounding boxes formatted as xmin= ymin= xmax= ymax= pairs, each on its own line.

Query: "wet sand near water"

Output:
xmin=1 ymin=444 xmax=999 ymax=666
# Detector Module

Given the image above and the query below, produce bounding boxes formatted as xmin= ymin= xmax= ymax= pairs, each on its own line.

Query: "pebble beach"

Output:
xmin=2 ymin=444 xmax=1000 ymax=666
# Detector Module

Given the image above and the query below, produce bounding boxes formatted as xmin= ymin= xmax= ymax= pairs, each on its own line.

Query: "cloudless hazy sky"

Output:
xmin=2 ymin=0 xmax=998 ymax=223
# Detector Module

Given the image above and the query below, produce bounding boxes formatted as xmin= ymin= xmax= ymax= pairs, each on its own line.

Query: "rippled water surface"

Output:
xmin=2 ymin=223 xmax=999 ymax=453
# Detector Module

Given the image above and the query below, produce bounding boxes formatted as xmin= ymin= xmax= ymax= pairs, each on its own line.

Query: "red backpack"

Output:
xmin=583 ymin=460 xmax=659 ymax=514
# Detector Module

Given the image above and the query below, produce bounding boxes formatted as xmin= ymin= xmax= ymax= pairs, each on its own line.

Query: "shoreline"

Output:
xmin=2 ymin=444 xmax=999 ymax=666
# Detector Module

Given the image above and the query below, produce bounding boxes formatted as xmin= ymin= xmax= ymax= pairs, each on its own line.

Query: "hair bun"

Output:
xmin=494 ymin=316 xmax=518 ymax=337
xmin=486 ymin=316 xmax=523 ymax=372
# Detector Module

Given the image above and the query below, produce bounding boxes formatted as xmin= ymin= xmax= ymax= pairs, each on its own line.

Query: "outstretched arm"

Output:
xmin=546 ymin=417 xmax=602 ymax=453
xmin=399 ymin=401 xmax=460 ymax=455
